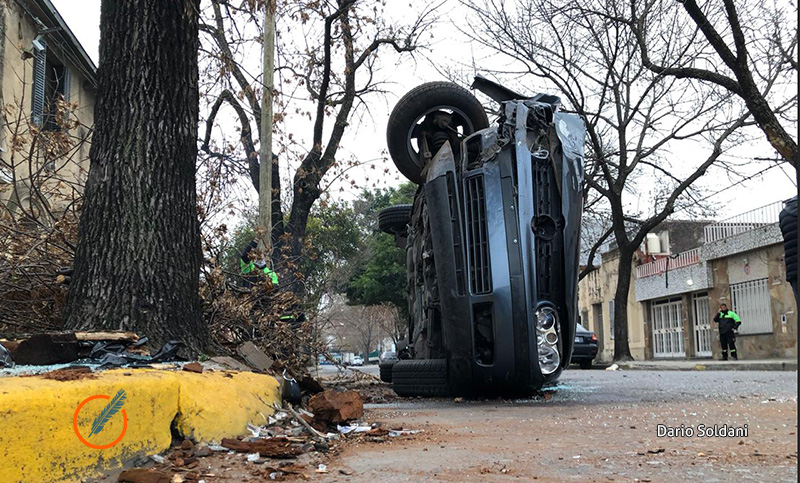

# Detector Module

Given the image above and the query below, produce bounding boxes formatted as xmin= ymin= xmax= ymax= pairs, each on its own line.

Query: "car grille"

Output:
xmin=532 ymin=152 xmax=562 ymax=302
xmin=465 ymin=175 xmax=491 ymax=294
xmin=447 ymin=172 xmax=466 ymax=296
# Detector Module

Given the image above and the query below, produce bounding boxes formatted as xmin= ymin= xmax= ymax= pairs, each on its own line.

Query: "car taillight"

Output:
xmin=591 ymin=334 xmax=597 ymax=342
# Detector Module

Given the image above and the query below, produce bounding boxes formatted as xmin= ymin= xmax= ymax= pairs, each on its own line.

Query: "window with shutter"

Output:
xmin=34 ymin=46 xmax=70 ymax=132
xmin=31 ymin=40 xmax=47 ymax=126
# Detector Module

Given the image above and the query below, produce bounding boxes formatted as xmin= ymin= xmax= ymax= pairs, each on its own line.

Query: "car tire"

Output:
xmin=378 ymin=204 xmax=412 ymax=235
xmin=387 ymin=82 xmax=489 ymax=184
xmin=392 ymin=359 xmax=449 ymax=397
xmin=579 ymin=360 xmax=592 ymax=370
xmin=379 ymin=361 xmax=395 ymax=382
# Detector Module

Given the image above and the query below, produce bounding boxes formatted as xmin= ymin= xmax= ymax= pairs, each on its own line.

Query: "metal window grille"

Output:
xmin=651 ymin=299 xmax=685 ymax=358
xmin=692 ymin=294 xmax=712 ymax=357
xmin=730 ymin=279 xmax=772 ymax=334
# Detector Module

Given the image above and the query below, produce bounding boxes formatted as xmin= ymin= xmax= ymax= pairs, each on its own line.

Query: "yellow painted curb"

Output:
xmin=0 ymin=368 xmax=280 ymax=483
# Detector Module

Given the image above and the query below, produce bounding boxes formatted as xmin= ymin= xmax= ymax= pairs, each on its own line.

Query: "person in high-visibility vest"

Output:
xmin=713 ymin=303 xmax=741 ymax=361
xmin=239 ymin=240 xmax=304 ymax=326
xmin=239 ymin=240 xmax=278 ymax=288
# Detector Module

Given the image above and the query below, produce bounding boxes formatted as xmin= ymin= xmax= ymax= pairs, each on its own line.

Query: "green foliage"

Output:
xmin=346 ymin=231 xmax=407 ymax=310
xmin=345 ymin=182 xmax=416 ymax=313
xmin=303 ymin=201 xmax=364 ymax=297
xmin=216 ymin=183 xmax=416 ymax=312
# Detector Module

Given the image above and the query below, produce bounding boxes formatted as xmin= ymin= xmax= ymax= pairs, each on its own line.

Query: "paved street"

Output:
xmin=322 ymin=369 xmax=798 ymax=482
xmin=311 ymin=364 xmax=380 ymax=378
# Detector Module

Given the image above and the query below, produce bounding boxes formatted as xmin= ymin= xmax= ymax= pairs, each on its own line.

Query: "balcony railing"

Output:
xmin=703 ymin=201 xmax=783 ymax=243
xmin=636 ymin=248 xmax=701 ymax=279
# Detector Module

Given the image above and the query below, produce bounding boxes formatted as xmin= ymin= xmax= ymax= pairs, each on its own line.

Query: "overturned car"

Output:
xmin=378 ymin=77 xmax=586 ymax=397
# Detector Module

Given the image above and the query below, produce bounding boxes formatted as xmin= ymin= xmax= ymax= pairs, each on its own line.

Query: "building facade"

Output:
xmin=635 ymin=201 xmax=796 ymax=360
xmin=0 ymin=0 xmax=96 ymax=217
xmin=578 ymin=249 xmax=647 ymax=362
xmin=579 ymin=203 xmax=797 ymax=361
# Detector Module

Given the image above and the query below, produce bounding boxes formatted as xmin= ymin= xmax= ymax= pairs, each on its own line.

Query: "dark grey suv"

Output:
xmin=378 ymin=76 xmax=585 ymax=397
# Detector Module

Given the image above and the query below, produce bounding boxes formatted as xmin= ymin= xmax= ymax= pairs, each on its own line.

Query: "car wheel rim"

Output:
xmin=405 ymin=106 xmax=476 ymax=172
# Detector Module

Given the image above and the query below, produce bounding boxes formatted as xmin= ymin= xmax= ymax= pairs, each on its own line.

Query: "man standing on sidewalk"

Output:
xmin=714 ymin=303 xmax=741 ymax=360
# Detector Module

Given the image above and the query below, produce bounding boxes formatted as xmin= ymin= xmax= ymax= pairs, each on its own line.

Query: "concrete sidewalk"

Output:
xmin=614 ymin=358 xmax=797 ymax=371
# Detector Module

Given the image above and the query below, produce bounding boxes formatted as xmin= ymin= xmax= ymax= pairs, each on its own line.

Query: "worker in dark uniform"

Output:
xmin=713 ymin=303 xmax=741 ymax=360
xmin=779 ymin=196 xmax=797 ymax=298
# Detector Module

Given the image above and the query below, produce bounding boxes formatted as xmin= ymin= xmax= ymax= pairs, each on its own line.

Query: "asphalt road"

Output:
xmin=322 ymin=369 xmax=798 ymax=482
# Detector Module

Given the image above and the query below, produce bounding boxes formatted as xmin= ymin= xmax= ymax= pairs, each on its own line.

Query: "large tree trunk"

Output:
xmin=612 ymin=247 xmax=635 ymax=361
xmin=64 ymin=0 xmax=207 ymax=352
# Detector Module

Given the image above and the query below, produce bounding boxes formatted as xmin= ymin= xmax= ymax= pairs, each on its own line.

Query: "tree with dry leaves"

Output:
xmin=625 ymin=0 xmax=797 ymax=167
xmin=467 ymin=0 xmax=756 ymax=360
xmin=64 ymin=0 xmax=208 ymax=351
xmin=0 ymin=93 xmax=87 ymax=333
xmin=198 ymin=0 xmax=438 ymax=294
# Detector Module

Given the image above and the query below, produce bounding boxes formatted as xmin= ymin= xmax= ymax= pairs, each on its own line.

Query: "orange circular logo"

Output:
xmin=73 ymin=394 xmax=128 ymax=449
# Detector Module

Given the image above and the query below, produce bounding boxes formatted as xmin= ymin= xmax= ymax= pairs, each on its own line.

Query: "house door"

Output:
xmin=651 ymin=299 xmax=685 ymax=358
xmin=692 ymin=294 xmax=712 ymax=357
xmin=592 ymin=303 xmax=604 ymax=356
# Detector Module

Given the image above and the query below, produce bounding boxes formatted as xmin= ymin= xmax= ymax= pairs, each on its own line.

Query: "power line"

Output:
xmin=672 ymin=162 xmax=785 ymax=215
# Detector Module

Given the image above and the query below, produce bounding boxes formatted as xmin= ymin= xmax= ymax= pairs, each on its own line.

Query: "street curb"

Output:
xmin=0 ymin=368 xmax=280 ymax=483
xmin=617 ymin=361 xmax=798 ymax=372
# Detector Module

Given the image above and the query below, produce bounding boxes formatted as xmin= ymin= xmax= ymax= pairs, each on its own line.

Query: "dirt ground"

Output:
xmin=318 ymin=370 xmax=798 ymax=482
xmin=103 ymin=369 xmax=797 ymax=482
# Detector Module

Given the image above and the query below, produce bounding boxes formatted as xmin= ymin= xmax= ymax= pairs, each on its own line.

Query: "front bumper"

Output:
xmin=423 ymin=101 xmax=585 ymax=395
xmin=571 ymin=342 xmax=598 ymax=361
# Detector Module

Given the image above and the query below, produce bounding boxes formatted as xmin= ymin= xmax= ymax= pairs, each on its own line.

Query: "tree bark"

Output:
xmin=612 ymin=247 xmax=635 ymax=362
xmin=64 ymin=0 xmax=207 ymax=352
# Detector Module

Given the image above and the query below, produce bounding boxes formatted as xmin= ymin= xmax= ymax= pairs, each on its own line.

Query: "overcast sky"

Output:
xmin=49 ymin=0 xmax=796 ymax=222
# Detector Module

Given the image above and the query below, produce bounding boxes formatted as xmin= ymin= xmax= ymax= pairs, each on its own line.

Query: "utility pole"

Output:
xmin=258 ymin=0 xmax=276 ymax=257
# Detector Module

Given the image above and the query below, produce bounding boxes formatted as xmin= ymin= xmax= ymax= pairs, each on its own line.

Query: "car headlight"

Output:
xmin=535 ymin=306 xmax=560 ymax=375
xmin=538 ymin=345 xmax=560 ymax=372
xmin=536 ymin=309 xmax=556 ymax=330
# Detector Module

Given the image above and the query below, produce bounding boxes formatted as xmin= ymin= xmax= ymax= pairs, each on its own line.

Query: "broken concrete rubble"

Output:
xmin=308 ymin=390 xmax=364 ymax=424
xmin=181 ymin=362 xmax=204 ymax=374
xmin=236 ymin=341 xmax=274 ymax=371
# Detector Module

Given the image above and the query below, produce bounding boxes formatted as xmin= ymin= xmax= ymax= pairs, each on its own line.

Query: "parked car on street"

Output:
xmin=378 ymin=76 xmax=585 ymax=397
xmin=351 ymin=356 xmax=364 ymax=366
xmin=570 ymin=323 xmax=598 ymax=369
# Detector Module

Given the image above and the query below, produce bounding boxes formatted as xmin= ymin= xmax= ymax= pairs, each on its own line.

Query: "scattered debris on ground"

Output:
xmin=181 ymin=362 xmax=204 ymax=374
xmin=0 ymin=331 xmax=183 ymax=369
xmin=320 ymin=369 xmax=401 ymax=404
xmin=115 ymin=388 xmax=422 ymax=482
xmin=236 ymin=341 xmax=274 ymax=372
xmin=38 ymin=366 xmax=97 ymax=381
xmin=117 ymin=468 xmax=171 ymax=483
